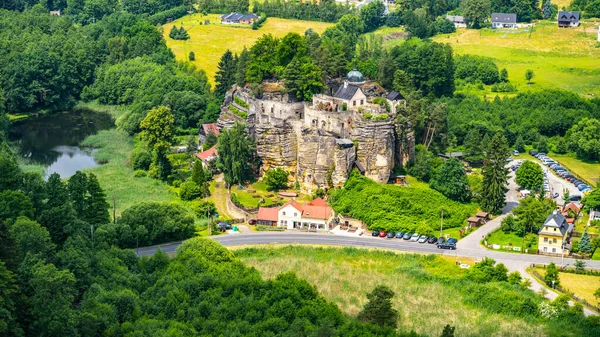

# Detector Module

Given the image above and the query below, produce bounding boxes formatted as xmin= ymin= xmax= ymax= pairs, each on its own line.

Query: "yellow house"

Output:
xmin=538 ymin=211 xmax=573 ymax=256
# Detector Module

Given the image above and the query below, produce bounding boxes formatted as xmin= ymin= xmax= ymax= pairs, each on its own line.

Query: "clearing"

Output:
xmin=236 ymin=245 xmax=560 ymax=336
xmin=534 ymin=267 xmax=600 ymax=306
xmin=433 ymin=21 xmax=600 ymax=97
xmin=163 ymin=14 xmax=332 ymax=84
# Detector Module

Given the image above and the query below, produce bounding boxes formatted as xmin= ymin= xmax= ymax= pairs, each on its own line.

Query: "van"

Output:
xmin=569 ymin=195 xmax=582 ymax=202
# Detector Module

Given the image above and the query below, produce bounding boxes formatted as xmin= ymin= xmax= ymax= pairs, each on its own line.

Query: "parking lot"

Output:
xmin=368 ymin=230 xmax=457 ymax=250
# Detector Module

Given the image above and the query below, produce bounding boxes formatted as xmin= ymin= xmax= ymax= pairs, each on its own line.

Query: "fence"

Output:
xmin=530 ymin=264 xmax=600 ymax=313
xmin=552 ymin=158 xmax=596 ymax=188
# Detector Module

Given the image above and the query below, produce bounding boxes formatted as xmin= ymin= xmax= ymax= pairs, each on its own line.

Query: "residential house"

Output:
xmin=220 ymin=12 xmax=259 ymax=24
xmin=333 ymin=82 xmax=368 ymax=109
xmin=538 ymin=210 xmax=573 ymax=256
xmin=195 ymin=145 xmax=218 ymax=167
xmin=257 ymin=198 xmax=334 ymax=230
xmin=446 ymin=15 xmax=466 ymax=28
xmin=558 ymin=11 xmax=580 ymax=28
xmin=50 ymin=10 xmax=61 ymax=16
xmin=591 ymin=209 xmax=600 ymax=221
xmin=561 ymin=202 xmax=580 ymax=225
xmin=199 ymin=123 xmax=219 ymax=146
xmin=491 ymin=13 xmax=517 ymax=29
xmin=476 ymin=211 xmax=490 ymax=223
xmin=257 ymin=207 xmax=278 ymax=226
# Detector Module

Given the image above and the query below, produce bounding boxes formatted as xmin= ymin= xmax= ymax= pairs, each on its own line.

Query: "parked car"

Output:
xmin=437 ymin=242 xmax=456 ymax=250
xmin=569 ymin=195 xmax=582 ymax=202
xmin=447 ymin=238 xmax=458 ymax=244
xmin=427 ymin=236 xmax=437 ymax=244
xmin=437 ymin=237 xmax=445 ymax=244
xmin=529 ymin=150 xmax=538 ymax=156
xmin=403 ymin=232 xmax=412 ymax=240
xmin=418 ymin=235 xmax=428 ymax=243
xmin=386 ymin=231 xmax=395 ymax=238
xmin=378 ymin=230 xmax=387 ymax=237
xmin=410 ymin=233 xmax=420 ymax=242
xmin=217 ymin=222 xmax=232 ymax=231
xmin=583 ymin=188 xmax=593 ymax=193
xmin=512 ymin=150 xmax=519 ymax=156
xmin=248 ymin=219 xmax=257 ymax=225
xmin=551 ymin=192 xmax=559 ymax=199
xmin=371 ymin=230 xmax=380 ymax=237
xmin=578 ymin=185 xmax=589 ymax=191
xmin=396 ymin=232 xmax=404 ymax=239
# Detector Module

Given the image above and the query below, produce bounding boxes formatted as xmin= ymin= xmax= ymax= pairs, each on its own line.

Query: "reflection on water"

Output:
xmin=9 ymin=108 xmax=114 ymax=178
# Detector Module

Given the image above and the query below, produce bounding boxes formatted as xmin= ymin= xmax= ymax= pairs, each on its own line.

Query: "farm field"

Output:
xmin=534 ymin=267 xmax=600 ymax=306
xmin=163 ymin=14 xmax=332 ymax=84
xmin=236 ymin=246 xmax=549 ymax=336
xmin=433 ymin=21 xmax=600 ymax=97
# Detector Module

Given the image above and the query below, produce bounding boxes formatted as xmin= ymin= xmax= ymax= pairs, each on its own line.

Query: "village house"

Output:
xmin=220 ymin=12 xmax=259 ymax=24
xmin=446 ymin=15 xmax=466 ymax=28
xmin=198 ymin=123 xmax=219 ymax=146
xmin=558 ymin=11 xmax=580 ymax=28
xmin=195 ymin=145 xmax=218 ymax=167
xmin=561 ymin=202 xmax=581 ymax=225
xmin=257 ymin=197 xmax=334 ymax=231
xmin=538 ymin=210 xmax=573 ymax=256
xmin=491 ymin=13 xmax=517 ymax=29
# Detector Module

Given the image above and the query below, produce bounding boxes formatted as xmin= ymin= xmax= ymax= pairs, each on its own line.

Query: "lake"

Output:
xmin=9 ymin=108 xmax=114 ymax=178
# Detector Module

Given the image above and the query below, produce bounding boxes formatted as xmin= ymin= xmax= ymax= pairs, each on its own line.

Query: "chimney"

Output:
xmin=344 ymin=81 xmax=348 ymax=88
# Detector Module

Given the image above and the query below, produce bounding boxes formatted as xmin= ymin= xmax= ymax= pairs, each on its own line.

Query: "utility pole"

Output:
xmin=439 ymin=207 xmax=444 ymax=238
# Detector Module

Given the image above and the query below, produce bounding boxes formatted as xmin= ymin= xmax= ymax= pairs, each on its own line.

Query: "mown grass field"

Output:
xmin=236 ymin=246 xmax=548 ymax=336
xmin=433 ymin=21 xmax=600 ymax=97
xmin=534 ymin=267 xmax=600 ymax=305
xmin=232 ymin=180 xmax=312 ymax=208
xmin=519 ymin=149 xmax=599 ymax=188
xmin=163 ymin=14 xmax=332 ymax=84
xmin=485 ymin=229 xmax=539 ymax=253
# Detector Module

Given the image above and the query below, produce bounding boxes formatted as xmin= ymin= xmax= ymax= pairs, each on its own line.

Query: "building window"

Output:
xmin=544 ymin=237 xmax=548 ymax=243
xmin=353 ymin=100 xmax=356 ymax=106
xmin=360 ymin=99 xmax=363 ymax=105
xmin=552 ymin=248 xmax=556 ymax=253
xmin=554 ymin=228 xmax=557 ymax=231
xmin=294 ymin=212 xmax=297 ymax=217
xmin=553 ymin=238 xmax=557 ymax=243
xmin=543 ymin=247 xmax=547 ymax=252
xmin=283 ymin=211 xmax=286 ymax=216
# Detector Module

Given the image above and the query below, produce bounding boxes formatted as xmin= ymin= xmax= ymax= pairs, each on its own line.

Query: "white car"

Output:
xmin=418 ymin=235 xmax=428 ymax=243
xmin=410 ymin=233 xmax=420 ymax=242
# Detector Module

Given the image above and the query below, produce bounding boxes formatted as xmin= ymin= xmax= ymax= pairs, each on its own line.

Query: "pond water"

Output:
xmin=9 ymin=108 xmax=114 ymax=178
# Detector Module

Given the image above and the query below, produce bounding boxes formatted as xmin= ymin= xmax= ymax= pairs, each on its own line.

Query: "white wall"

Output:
xmin=278 ymin=204 xmax=302 ymax=229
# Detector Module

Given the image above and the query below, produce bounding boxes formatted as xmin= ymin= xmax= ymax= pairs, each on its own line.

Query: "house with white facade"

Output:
xmin=257 ymin=198 xmax=334 ymax=231
xmin=491 ymin=13 xmax=517 ymax=29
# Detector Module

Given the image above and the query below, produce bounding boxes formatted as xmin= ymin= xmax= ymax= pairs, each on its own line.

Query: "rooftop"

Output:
xmin=386 ymin=90 xmax=404 ymax=101
xmin=257 ymin=207 xmax=278 ymax=222
xmin=334 ymin=83 xmax=361 ymax=100
xmin=347 ymin=67 xmax=365 ymax=85
xmin=558 ymin=11 xmax=580 ymax=21
xmin=202 ymin=123 xmax=219 ymax=137
xmin=491 ymin=13 xmax=517 ymax=23
xmin=196 ymin=145 xmax=218 ymax=161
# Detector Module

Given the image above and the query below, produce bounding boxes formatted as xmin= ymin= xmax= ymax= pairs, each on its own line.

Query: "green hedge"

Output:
xmin=331 ymin=171 xmax=478 ymax=233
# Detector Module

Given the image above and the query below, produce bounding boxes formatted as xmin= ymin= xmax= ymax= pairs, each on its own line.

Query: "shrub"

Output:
xmin=234 ymin=96 xmax=250 ymax=108
xmin=131 ymin=147 xmax=152 ymax=170
xmin=363 ymin=113 xmax=373 ymax=120
xmin=455 ymin=55 xmax=499 ymax=85
xmin=180 ymin=181 xmax=202 ymax=200
xmin=263 ymin=168 xmax=289 ymax=191
xmin=491 ymin=82 xmax=517 ymax=92
xmin=133 ymin=170 xmax=147 ymax=178
xmin=252 ymin=14 xmax=267 ymax=30
xmin=228 ymin=105 xmax=247 ymax=118
xmin=188 ymin=51 xmax=195 ymax=61
xmin=169 ymin=25 xmax=189 ymax=40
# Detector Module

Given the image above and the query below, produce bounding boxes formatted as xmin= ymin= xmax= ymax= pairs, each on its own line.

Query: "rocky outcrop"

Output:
xmin=351 ymin=116 xmax=395 ymax=184
xmin=255 ymin=122 xmax=298 ymax=177
xmin=297 ymin=130 xmax=336 ymax=192
xmin=333 ymin=142 xmax=356 ymax=187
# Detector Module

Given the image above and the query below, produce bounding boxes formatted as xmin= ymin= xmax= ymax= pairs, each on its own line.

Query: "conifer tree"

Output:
xmin=580 ymin=229 xmax=592 ymax=254
xmin=236 ymin=47 xmax=249 ymax=86
xmin=358 ymin=285 xmax=398 ymax=328
xmin=215 ymin=50 xmax=237 ymax=98
xmin=481 ymin=133 xmax=509 ymax=214
xmin=0 ymin=142 xmax=21 ymax=192
xmin=191 ymin=160 xmax=207 ymax=197
xmin=68 ymin=171 xmax=88 ymax=218
xmin=543 ymin=0 xmax=552 ymax=19
xmin=84 ymin=173 xmax=110 ymax=226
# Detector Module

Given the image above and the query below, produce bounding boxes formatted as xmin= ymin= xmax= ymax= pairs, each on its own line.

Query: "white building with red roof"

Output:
xmin=195 ymin=145 xmax=218 ymax=167
xmin=257 ymin=197 xmax=334 ymax=231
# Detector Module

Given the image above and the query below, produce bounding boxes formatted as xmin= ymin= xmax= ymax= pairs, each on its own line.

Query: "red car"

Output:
xmin=248 ymin=219 xmax=257 ymax=225
xmin=378 ymin=230 xmax=387 ymax=237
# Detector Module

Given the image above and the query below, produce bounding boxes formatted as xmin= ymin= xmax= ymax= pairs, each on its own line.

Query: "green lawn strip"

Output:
xmin=519 ymin=149 xmax=599 ymax=189
xmin=484 ymin=229 xmax=538 ymax=254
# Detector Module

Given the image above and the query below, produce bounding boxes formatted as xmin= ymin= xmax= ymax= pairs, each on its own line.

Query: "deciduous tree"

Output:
xmin=462 ymin=0 xmax=491 ymax=27
xmin=263 ymin=168 xmax=289 ymax=191
xmin=217 ymin=122 xmax=255 ymax=186
xmin=283 ymin=56 xmax=325 ymax=101
xmin=140 ymin=106 xmax=175 ymax=149
xmin=430 ymin=158 xmax=470 ymax=202
xmin=515 ymin=160 xmax=543 ymax=191
xmin=544 ymin=262 xmax=560 ymax=288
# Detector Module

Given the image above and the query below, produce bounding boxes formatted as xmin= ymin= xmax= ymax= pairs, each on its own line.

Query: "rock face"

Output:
xmin=351 ymin=117 xmax=396 ymax=184
xmin=217 ymin=85 xmax=413 ymax=191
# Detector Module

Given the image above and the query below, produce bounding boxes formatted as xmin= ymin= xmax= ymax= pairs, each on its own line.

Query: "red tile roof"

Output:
xmin=195 ymin=145 xmax=218 ymax=161
xmin=257 ymin=207 xmax=279 ymax=222
xmin=280 ymin=199 xmax=304 ymax=213
xmin=562 ymin=203 xmax=580 ymax=214
xmin=202 ymin=123 xmax=219 ymax=137
xmin=307 ymin=197 xmax=328 ymax=207
xmin=302 ymin=204 xmax=332 ymax=220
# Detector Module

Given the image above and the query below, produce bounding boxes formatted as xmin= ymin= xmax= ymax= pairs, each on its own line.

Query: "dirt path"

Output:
xmin=210 ymin=174 xmax=232 ymax=219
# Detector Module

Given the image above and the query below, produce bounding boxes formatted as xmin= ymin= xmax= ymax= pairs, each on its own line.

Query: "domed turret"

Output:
xmin=347 ymin=67 xmax=365 ymax=85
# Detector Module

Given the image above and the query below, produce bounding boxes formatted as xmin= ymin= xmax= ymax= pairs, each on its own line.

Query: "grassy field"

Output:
xmin=232 ymin=180 xmax=312 ymax=208
xmin=236 ymin=246 xmax=549 ymax=336
xmin=163 ymin=14 xmax=332 ymax=84
xmin=485 ymin=229 xmax=539 ymax=253
xmin=433 ymin=21 xmax=600 ymax=97
xmin=534 ymin=267 xmax=600 ymax=306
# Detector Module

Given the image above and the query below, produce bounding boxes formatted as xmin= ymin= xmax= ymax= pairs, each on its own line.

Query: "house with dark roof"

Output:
xmin=446 ymin=15 xmax=466 ymax=28
xmin=558 ymin=11 xmax=580 ymax=28
xmin=491 ymin=13 xmax=517 ymax=29
xmin=220 ymin=12 xmax=259 ymax=24
xmin=333 ymin=82 xmax=367 ymax=109
xmin=538 ymin=210 xmax=573 ymax=256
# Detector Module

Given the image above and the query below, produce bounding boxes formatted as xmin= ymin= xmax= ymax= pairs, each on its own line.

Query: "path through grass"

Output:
xmin=163 ymin=14 xmax=332 ymax=84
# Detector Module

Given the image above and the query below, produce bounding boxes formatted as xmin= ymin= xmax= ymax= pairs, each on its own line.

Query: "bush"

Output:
xmin=188 ymin=51 xmax=195 ymax=61
xmin=180 ymin=181 xmax=202 ymax=200
xmin=252 ymin=14 xmax=267 ymax=30
xmin=131 ymin=147 xmax=152 ymax=170
xmin=455 ymin=55 xmax=500 ymax=85
xmin=133 ymin=170 xmax=147 ymax=178
xmin=234 ymin=96 xmax=250 ymax=108
xmin=147 ymin=6 xmax=189 ymax=25
xmin=228 ymin=105 xmax=247 ymax=118
xmin=491 ymin=82 xmax=517 ymax=92
xmin=169 ymin=25 xmax=189 ymax=40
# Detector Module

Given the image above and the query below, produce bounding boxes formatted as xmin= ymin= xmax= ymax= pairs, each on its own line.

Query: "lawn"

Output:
xmin=433 ymin=21 xmax=600 ymax=97
xmin=232 ymin=179 xmax=312 ymax=208
xmin=519 ymin=147 xmax=599 ymax=188
xmin=534 ymin=267 xmax=600 ymax=306
xmin=163 ymin=14 xmax=332 ymax=84
xmin=484 ymin=229 xmax=538 ymax=253
xmin=235 ymin=246 xmax=547 ymax=336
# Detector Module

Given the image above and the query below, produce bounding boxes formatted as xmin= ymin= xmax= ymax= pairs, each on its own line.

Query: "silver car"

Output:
xmin=410 ymin=233 xmax=420 ymax=242
xmin=418 ymin=235 xmax=428 ymax=243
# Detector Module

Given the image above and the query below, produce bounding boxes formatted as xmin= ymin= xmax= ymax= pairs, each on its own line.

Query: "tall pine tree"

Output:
xmin=481 ymin=133 xmax=509 ymax=215
xmin=68 ymin=171 xmax=88 ymax=218
xmin=191 ymin=160 xmax=208 ymax=197
xmin=543 ymin=0 xmax=552 ymax=19
xmin=579 ymin=229 xmax=592 ymax=254
xmin=0 ymin=142 xmax=21 ymax=192
xmin=215 ymin=50 xmax=237 ymax=98
xmin=236 ymin=47 xmax=249 ymax=86
xmin=84 ymin=173 xmax=110 ymax=226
